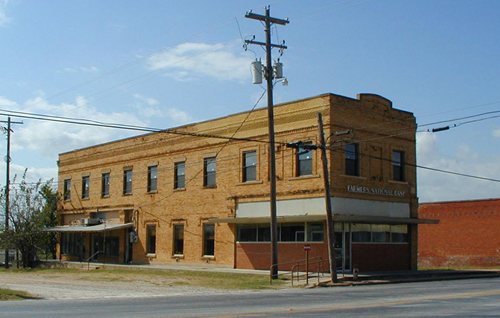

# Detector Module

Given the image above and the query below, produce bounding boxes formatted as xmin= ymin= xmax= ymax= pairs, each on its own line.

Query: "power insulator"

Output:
xmin=251 ymin=59 xmax=263 ymax=84
xmin=273 ymin=61 xmax=283 ymax=79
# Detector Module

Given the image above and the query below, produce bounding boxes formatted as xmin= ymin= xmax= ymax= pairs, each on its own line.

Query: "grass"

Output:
xmin=0 ymin=288 xmax=37 ymax=301
xmin=0 ymin=267 xmax=286 ymax=290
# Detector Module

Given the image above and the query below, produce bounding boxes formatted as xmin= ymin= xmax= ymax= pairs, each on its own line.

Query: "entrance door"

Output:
xmin=334 ymin=223 xmax=352 ymax=273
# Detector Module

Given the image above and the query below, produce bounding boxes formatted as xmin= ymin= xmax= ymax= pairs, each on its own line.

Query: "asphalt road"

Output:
xmin=1 ymin=278 xmax=499 ymax=317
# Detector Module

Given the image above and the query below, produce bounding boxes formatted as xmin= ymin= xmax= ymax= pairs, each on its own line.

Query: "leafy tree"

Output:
xmin=0 ymin=171 xmax=58 ymax=268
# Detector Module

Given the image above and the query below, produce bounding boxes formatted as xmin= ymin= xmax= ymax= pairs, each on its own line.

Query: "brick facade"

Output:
xmin=56 ymin=93 xmax=419 ymax=272
xmin=419 ymin=199 xmax=500 ymax=268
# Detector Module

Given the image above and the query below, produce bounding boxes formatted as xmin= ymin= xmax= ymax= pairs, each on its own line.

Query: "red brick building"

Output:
xmin=418 ymin=198 xmax=500 ymax=268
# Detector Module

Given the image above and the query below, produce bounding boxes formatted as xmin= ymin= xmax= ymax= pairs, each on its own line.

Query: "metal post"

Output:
xmin=317 ymin=112 xmax=338 ymax=283
xmin=305 ymin=248 xmax=309 ymax=285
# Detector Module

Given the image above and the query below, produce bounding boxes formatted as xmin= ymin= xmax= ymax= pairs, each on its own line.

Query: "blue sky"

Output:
xmin=0 ymin=0 xmax=499 ymax=202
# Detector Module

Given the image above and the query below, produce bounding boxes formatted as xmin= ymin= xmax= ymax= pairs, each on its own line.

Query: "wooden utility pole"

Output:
xmin=317 ymin=112 xmax=338 ymax=283
xmin=245 ymin=6 xmax=288 ymax=279
xmin=2 ymin=117 xmax=23 ymax=268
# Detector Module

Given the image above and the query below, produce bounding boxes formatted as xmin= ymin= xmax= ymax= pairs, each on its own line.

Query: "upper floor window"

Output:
xmin=123 ymin=169 xmax=133 ymax=195
xmin=242 ymin=151 xmax=257 ymax=182
xmin=174 ymin=162 xmax=185 ymax=189
xmin=345 ymin=143 xmax=359 ymax=176
xmin=63 ymin=179 xmax=71 ymax=201
xmin=296 ymin=142 xmax=313 ymax=176
xmin=101 ymin=172 xmax=110 ymax=197
xmin=81 ymin=176 xmax=90 ymax=199
xmin=392 ymin=150 xmax=405 ymax=181
xmin=204 ymin=157 xmax=216 ymax=187
xmin=147 ymin=165 xmax=158 ymax=192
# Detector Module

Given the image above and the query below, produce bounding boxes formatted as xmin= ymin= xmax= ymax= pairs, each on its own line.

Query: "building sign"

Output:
xmin=347 ymin=185 xmax=405 ymax=197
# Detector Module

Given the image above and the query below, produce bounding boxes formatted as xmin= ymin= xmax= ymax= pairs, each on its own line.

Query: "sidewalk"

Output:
xmin=314 ymin=269 xmax=500 ymax=287
xmin=44 ymin=260 xmax=500 ymax=287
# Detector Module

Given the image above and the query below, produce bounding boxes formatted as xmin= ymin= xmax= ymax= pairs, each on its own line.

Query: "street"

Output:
xmin=1 ymin=278 xmax=499 ymax=317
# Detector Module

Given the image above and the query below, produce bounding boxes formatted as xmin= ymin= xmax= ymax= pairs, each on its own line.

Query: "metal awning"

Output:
xmin=208 ymin=214 xmax=438 ymax=225
xmin=45 ymin=223 xmax=134 ymax=233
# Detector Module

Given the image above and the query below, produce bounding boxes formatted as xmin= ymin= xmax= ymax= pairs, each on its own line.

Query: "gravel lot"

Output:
xmin=0 ymin=270 xmax=234 ymax=300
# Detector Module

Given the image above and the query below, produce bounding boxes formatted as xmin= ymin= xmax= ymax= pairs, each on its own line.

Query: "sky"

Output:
xmin=0 ymin=0 xmax=499 ymax=203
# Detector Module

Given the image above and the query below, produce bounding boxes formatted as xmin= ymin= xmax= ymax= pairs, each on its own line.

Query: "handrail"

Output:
xmin=84 ymin=251 xmax=101 ymax=270
xmin=290 ymin=258 xmax=325 ymax=286
xmin=269 ymin=256 xmax=325 ymax=285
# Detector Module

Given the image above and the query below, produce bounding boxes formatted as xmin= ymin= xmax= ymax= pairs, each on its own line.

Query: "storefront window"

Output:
xmin=280 ymin=223 xmax=305 ymax=242
xmin=352 ymin=224 xmax=371 ymax=242
xmin=307 ymin=223 xmax=324 ymax=242
xmin=371 ymin=224 xmax=390 ymax=242
xmin=390 ymin=225 xmax=408 ymax=242
xmin=238 ymin=224 xmax=257 ymax=242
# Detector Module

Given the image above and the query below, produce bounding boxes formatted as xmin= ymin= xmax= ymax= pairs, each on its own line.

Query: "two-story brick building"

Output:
xmin=52 ymin=92 xmax=435 ymax=272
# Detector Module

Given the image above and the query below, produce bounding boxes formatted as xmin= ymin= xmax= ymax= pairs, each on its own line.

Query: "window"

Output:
xmin=93 ymin=236 xmax=120 ymax=257
xmin=345 ymin=143 xmax=359 ymax=176
xmin=203 ymin=157 xmax=216 ymax=187
xmin=147 ymin=165 xmax=158 ymax=192
xmin=61 ymin=233 xmax=82 ymax=256
xmin=390 ymin=225 xmax=408 ymax=243
xmin=173 ymin=224 xmax=184 ymax=255
xmin=146 ymin=224 xmax=156 ymax=254
xmin=297 ymin=143 xmax=313 ymax=176
xmin=81 ymin=176 xmax=90 ymax=199
xmin=352 ymin=224 xmax=371 ymax=242
xmin=371 ymin=224 xmax=390 ymax=242
xmin=392 ymin=150 xmax=405 ymax=181
xmin=242 ymin=151 xmax=257 ymax=182
xmin=63 ymin=179 xmax=71 ymax=201
xmin=352 ymin=224 xmax=408 ymax=243
xmin=280 ymin=223 xmax=305 ymax=242
xmin=203 ymin=224 xmax=215 ymax=256
xmin=174 ymin=162 xmax=185 ymax=189
xmin=101 ymin=173 xmax=110 ymax=197
xmin=123 ymin=169 xmax=133 ymax=195
xmin=307 ymin=223 xmax=324 ymax=242
xmin=237 ymin=224 xmax=270 ymax=242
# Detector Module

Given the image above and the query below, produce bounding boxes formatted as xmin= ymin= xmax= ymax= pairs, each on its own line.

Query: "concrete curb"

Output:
xmin=311 ymin=271 xmax=500 ymax=288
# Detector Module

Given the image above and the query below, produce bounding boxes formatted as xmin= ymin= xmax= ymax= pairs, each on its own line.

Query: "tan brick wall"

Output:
xmin=57 ymin=93 xmax=417 ymax=269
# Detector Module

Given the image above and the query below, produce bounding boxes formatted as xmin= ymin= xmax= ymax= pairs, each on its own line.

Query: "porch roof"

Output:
xmin=45 ymin=222 xmax=134 ymax=233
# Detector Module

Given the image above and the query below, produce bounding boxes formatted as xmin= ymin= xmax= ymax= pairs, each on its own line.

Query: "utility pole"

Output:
xmin=245 ymin=6 xmax=288 ymax=279
xmin=317 ymin=113 xmax=338 ymax=283
xmin=2 ymin=117 xmax=23 ymax=269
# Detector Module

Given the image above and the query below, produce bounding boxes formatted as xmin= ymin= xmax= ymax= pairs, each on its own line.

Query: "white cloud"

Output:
xmin=148 ymin=41 xmax=249 ymax=81
xmin=493 ymin=128 xmax=500 ymax=138
xmin=0 ymin=0 xmax=11 ymax=26
xmin=132 ymin=94 xmax=192 ymax=124
xmin=10 ymin=96 xmax=147 ymax=158
xmin=0 ymin=95 xmax=17 ymax=107
xmin=133 ymin=94 xmax=158 ymax=106
xmin=63 ymin=66 xmax=100 ymax=73
xmin=416 ymin=133 xmax=500 ymax=202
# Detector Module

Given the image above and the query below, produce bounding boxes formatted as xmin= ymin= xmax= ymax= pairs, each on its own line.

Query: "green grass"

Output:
xmin=0 ymin=267 xmax=286 ymax=290
xmin=0 ymin=288 xmax=37 ymax=301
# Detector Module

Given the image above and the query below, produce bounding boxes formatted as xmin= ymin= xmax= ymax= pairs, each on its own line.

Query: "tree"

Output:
xmin=0 ymin=171 xmax=58 ymax=268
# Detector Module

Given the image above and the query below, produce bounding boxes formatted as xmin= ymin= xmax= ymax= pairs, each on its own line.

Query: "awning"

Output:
xmin=45 ymin=223 xmax=134 ymax=233
xmin=208 ymin=214 xmax=438 ymax=225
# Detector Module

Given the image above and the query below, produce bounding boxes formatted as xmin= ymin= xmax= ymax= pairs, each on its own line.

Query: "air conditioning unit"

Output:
xmin=81 ymin=218 xmax=101 ymax=226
